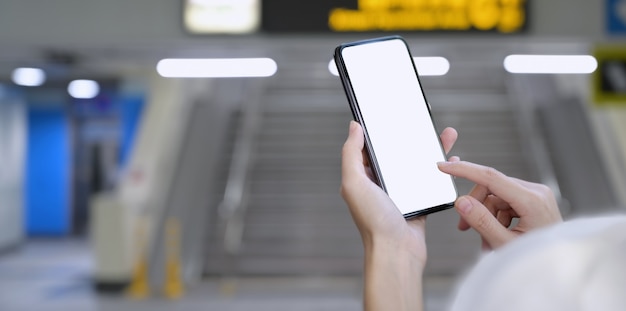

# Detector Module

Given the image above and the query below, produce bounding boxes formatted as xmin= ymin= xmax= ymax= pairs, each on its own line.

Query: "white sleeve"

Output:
xmin=450 ymin=215 xmax=626 ymax=311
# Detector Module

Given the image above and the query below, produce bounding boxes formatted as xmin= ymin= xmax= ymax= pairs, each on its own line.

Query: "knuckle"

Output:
xmin=339 ymin=184 xmax=346 ymax=197
xmin=535 ymin=183 xmax=550 ymax=194
xmin=484 ymin=166 xmax=501 ymax=178
xmin=538 ymin=184 xmax=555 ymax=199
xmin=529 ymin=184 xmax=555 ymax=204
xmin=475 ymin=211 xmax=493 ymax=232
xmin=528 ymin=190 xmax=543 ymax=203
xmin=483 ymin=166 xmax=503 ymax=186
xmin=341 ymin=141 xmax=350 ymax=157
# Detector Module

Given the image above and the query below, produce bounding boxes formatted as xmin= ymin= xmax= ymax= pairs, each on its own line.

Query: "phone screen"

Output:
xmin=336 ymin=37 xmax=457 ymax=217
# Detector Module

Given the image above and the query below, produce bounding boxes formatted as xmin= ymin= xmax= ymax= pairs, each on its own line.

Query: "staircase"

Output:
xmin=204 ymin=53 xmax=536 ymax=277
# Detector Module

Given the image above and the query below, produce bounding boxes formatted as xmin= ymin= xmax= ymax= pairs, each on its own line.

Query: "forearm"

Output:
xmin=363 ymin=241 xmax=425 ymax=311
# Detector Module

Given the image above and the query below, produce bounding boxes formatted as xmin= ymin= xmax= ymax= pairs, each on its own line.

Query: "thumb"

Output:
xmin=455 ymin=196 xmax=514 ymax=249
xmin=342 ymin=121 xmax=366 ymax=177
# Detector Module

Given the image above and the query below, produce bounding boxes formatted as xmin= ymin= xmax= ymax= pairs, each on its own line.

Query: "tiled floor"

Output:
xmin=0 ymin=239 xmax=458 ymax=311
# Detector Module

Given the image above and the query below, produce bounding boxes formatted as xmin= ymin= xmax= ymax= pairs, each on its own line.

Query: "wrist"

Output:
xmin=366 ymin=238 xmax=426 ymax=273
xmin=364 ymin=232 xmax=428 ymax=269
xmin=363 ymin=240 xmax=425 ymax=311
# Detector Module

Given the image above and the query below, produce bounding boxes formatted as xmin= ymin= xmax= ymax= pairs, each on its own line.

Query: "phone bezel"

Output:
xmin=334 ymin=35 xmax=457 ymax=218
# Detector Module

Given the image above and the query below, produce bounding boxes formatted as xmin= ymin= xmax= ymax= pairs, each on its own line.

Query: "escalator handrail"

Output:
xmin=218 ymin=80 xmax=265 ymax=255
xmin=506 ymin=75 xmax=565 ymax=207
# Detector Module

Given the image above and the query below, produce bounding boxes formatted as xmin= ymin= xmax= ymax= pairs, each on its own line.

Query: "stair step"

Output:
xmin=205 ymin=59 xmax=532 ymax=277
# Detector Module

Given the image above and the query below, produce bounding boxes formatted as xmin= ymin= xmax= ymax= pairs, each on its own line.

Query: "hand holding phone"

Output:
xmin=335 ymin=36 xmax=457 ymax=218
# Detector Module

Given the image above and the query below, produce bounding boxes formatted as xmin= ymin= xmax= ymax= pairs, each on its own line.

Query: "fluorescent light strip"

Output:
xmin=328 ymin=60 xmax=339 ymax=76
xmin=68 ymin=79 xmax=100 ymax=99
xmin=413 ymin=57 xmax=450 ymax=76
xmin=12 ymin=67 xmax=46 ymax=87
xmin=157 ymin=58 xmax=277 ymax=78
xmin=504 ymin=55 xmax=598 ymax=74
xmin=329 ymin=57 xmax=450 ymax=77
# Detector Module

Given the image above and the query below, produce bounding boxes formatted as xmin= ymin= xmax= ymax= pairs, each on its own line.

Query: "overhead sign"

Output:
xmin=329 ymin=0 xmax=526 ymax=33
xmin=593 ymin=46 xmax=626 ymax=104
xmin=184 ymin=0 xmax=260 ymax=34
xmin=607 ymin=0 xmax=626 ymax=35
xmin=262 ymin=0 xmax=527 ymax=33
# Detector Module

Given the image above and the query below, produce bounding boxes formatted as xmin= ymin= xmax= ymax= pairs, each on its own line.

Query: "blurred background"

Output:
xmin=1 ymin=0 xmax=626 ymax=310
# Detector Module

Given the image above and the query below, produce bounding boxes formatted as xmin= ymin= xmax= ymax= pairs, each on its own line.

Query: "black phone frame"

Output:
xmin=334 ymin=35 xmax=457 ymax=219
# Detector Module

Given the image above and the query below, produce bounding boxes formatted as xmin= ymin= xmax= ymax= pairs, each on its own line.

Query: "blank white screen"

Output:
xmin=341 ymin=39 xmax=457 ymax=215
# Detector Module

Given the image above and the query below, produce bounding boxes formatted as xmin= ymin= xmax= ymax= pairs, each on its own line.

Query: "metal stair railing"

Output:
xmin=218 ymin=80 xmax=266 ymax=256
xmin=505 ymin=75 xmax=567 ymax=212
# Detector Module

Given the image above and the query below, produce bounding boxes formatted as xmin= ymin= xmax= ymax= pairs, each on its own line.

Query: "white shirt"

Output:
xmin=451 ymin=215 xmax=626 ymax=311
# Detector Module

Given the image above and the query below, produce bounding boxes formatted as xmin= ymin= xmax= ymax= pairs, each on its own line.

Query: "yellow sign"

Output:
xmin=593 ymin=45 xmax=626 ymax=105
xmin=328 ymin=0 xmax=526 ymax=33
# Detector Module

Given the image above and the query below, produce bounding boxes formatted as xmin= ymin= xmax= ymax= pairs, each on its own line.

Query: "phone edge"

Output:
xmin=334 ymin=43 xmax=388 ymax=191
xmin=334 ymin=35 xmax=458 ymax=219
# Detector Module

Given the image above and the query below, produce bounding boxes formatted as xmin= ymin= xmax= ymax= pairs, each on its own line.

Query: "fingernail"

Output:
xmin=437 ymin=161 xmax=450 ymax=167
xmin=456 ymin=197 xmax=472 ymax=214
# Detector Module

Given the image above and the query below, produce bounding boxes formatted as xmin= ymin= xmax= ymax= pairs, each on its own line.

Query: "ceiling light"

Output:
xmin=504 ymin=55 xmax=598 ymax=74
xmin=329 ymin=57 xmax=450 ymax=77
xmin=412 ymin=57 xmax=450 ymax=76
xmin=328 ymin=60 xmax=339 ymax=76
xmin=12 ymin=67 xmax=46 ymax=87
xmin=68 ymin=80 xmax=100 ymax=99
xmin=156 ymin=58 xmax=277 ymax=78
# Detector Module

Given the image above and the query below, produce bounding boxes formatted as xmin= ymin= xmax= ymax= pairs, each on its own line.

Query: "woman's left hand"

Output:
xmin=340 ymin=121 xmax=459 ymax=266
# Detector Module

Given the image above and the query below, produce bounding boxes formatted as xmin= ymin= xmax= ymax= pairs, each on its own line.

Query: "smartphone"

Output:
xmin=334 ymin=36 xmax=457 ymax=218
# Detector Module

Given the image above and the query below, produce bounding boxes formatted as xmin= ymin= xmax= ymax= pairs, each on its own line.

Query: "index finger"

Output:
xmin=437 ymin=161 xmax=532 ymax=215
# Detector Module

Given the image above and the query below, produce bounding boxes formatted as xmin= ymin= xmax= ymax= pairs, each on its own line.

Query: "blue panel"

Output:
xmin=119 ymin=95 xmax=145 ymax=167
xmin=607 ymin=0 xmax=626 ymax=34
xmin=25 ymin=107 xmax=70 ymax=235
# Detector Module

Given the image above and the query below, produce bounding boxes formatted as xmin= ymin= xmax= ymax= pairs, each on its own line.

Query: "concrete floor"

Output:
xmin=0 ymin=239 xmax=459 ymax=311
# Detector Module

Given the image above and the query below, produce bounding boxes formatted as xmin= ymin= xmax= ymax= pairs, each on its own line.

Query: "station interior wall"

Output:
xmin=1 ymin=1 xmax=625 ymax=273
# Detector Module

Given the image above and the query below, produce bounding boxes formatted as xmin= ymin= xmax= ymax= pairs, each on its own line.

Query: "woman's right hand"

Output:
xmin=437 ymin=161 xmax=563 ymax=250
